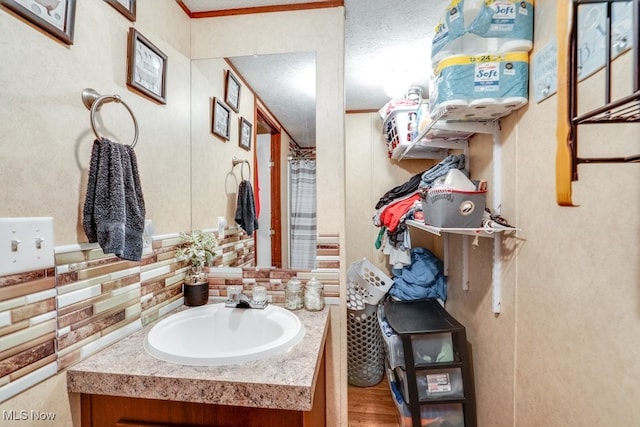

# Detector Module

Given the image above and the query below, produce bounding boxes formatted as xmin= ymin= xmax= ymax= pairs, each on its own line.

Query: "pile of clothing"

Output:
xmin=373 ymin=154 xmax=466 ymax=269
xmin=372 ymin=154 xmax=467 ymax=302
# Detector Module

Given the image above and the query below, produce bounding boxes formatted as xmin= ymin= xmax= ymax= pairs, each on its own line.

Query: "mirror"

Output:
xmin=190 ymin=53 xmax=316 ymax=269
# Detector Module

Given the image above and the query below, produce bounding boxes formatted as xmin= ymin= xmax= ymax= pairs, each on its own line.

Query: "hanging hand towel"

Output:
xmin=235 ymin=180 xmax=259 ymax=235
xmin=83 ymin=139 xmax=146 ymax=261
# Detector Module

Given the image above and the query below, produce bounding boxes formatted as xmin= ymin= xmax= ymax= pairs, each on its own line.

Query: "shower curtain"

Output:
xmin=289 ymin=159 xmax=317 ymax=269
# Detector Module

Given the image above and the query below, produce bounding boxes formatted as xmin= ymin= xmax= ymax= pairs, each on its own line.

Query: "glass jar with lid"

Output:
xmin=304 ymin=277 xmax=324 ymax=311
xmin=284 ymin=277 xmax=304 ymax=311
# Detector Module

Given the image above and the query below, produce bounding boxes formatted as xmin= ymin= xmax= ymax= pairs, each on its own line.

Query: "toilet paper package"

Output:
xmin=432 ymin=0 xmax=534 ymax=69
xmin=466 ymin=0 xmax=534 ymax=53
xmin=431 ymin=0 xmax=466 ymax=66
xmin=430 ymin=52 xmax=529 ymax=119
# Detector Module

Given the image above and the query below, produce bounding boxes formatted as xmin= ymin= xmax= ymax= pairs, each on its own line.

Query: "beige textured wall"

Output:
xmin=0 ymin=0 xmax=192 ymax=244
xmin=345 ymin=113 xmax=437 ymax=270
xmin=512 ymin=1 xmax=639 ymax=425
xmin=345 ymin=0 xmax=640 ymax=425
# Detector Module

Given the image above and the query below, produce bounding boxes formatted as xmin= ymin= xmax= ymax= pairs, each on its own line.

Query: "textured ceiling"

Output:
xmin=181 ymin=0 xmax=449 ymax=148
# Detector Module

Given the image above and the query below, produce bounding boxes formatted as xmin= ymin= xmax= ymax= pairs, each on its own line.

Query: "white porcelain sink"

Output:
xmin=144 ymin=303 xmax=305 ymax=366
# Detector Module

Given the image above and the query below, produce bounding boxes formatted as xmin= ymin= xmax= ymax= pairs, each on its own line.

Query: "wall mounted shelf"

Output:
xmin=405 ymin=220 xmax=516 ymax=239
xmin=390 ymin=107 xmax=496 ymax=161
xmin=384 ymin=109 xmax=514 ymax=314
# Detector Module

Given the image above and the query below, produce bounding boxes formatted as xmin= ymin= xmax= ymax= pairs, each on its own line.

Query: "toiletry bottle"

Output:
xmin=304 ymin=277 xmax=324 ymax=311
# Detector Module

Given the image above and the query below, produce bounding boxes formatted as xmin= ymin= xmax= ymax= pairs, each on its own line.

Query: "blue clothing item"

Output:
xmin=419 ymin=154 xmax=466 ymax=190
xmin=389 ymin=247 xmax=447 ymax=302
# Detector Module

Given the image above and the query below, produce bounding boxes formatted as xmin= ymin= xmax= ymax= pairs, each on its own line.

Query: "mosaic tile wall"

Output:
xmin=0 ymin=226 xmax=340 ymax=403
xmin=206 ymin=232 xmax=341 ymax=304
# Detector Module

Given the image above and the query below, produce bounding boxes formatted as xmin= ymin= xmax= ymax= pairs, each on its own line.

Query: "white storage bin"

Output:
xmin=394 ymin=366 xmax=465 ymax=403
xmin=422 ymin=188 xmax=487 ymax=228
xmin=378 ymin=304 xmax=454 ymax=369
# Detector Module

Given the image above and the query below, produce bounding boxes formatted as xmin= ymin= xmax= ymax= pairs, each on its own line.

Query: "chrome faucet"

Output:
xmin=225 ymin=285 xmax=268 ymax=309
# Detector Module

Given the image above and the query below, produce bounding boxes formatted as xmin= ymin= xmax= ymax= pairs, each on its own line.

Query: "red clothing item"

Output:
xmin=378 ymin=193 xmax=421 ymax=232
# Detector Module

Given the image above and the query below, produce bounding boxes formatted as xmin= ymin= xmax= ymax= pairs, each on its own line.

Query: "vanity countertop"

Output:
xmin=66 ymin=304 xmax=330 ymax=412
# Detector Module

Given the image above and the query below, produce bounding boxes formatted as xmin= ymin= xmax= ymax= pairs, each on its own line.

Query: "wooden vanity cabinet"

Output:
xmin=79 ymin=355 xmax=326 ymax=427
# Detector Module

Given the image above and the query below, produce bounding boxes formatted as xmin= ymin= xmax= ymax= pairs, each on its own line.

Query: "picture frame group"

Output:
xmin=213 ymin=70 xmax=253 ymax=151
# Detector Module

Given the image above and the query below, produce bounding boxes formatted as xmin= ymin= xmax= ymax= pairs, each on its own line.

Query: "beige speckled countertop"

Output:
xmin=67 ymin=304 xmax=330 ymax=412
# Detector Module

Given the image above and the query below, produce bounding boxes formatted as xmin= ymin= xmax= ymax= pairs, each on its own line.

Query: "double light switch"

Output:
xmin=0 ymin=217 xmax=54 ymax=276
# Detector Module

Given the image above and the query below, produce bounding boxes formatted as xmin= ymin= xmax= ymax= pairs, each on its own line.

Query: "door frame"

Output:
xmin=255 ymin=107 xmax=282 ymax=268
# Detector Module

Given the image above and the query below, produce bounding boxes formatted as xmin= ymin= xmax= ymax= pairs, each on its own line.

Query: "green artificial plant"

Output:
xmin=174 ymin=230 xmax=218 ymax=268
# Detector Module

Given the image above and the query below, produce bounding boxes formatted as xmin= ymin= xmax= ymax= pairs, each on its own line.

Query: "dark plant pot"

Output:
xmin=184 ymin=282 xmax=209 ymax=306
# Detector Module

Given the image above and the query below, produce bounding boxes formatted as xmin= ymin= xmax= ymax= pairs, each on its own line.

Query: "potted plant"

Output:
xmin=175 ymin=230 xmax=218 ymax=306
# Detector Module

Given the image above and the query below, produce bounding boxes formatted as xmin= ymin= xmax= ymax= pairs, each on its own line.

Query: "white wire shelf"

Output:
xmin=405 ymin=219 xmax=517 ymax=238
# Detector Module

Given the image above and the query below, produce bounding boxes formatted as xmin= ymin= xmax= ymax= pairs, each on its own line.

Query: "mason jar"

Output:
xmin=304 ymin=277 xmax=324 ymax=311
xmin=284 ymin=277 xmax=304 ymax=311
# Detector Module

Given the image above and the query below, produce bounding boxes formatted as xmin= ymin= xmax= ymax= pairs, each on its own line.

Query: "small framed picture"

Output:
xmin=1 ymin=0 xmax=76 ymax=45
xmin=212 ymin=97 xmax=231 ymax=140
xmin=105 ymin=0 xmax=136 ymax=22
xmin=126 ymin=28 xmax=167 ymax=104
xmin=225 ymin=70 xmax=241 ymax=113
xmin=239 ymin=117 xmax=252 ymax=151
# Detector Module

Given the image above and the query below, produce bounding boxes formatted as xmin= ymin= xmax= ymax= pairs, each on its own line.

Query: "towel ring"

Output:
xmin=232 ymin=157 xmax=251 ymax=181
xmin=82 ymin=88 xmax=139 ymax=148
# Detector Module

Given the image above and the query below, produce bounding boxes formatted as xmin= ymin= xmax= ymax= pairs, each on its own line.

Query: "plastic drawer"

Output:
xmin=378 ymin=304 xmax=454 ymax=369
xmin=394 ymin=366 xmax=465 ymax=403
xmin=386 ymin=365 xmax=465 ymax=427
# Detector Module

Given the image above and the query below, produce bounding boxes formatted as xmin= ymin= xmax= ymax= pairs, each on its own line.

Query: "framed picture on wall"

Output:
xmin=126 ymin=28 xmax=167 ymax=104
xmin=1 ymin=0 xmax=77 ymax=45
xmin=105 ymin=0 xmax=136 ymax=22
xmin=239 ymin=117 xmax=252 ymax=151
xmin=225 ymin=70 xmax=241 ymax=113
xmin=212 ymin=97 xmax=231 ymax=140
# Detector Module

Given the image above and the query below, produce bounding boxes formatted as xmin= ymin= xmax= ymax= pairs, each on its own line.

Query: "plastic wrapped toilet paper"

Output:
xmin=431 ymin=0 xmax=466 ymax=66
xmin=430 ymin=52 xmax=529 ymax=119
xmin=466 ymin=0 xmax=534 ymax=53
xmin=431 ymin=0 xmax=534 ymax=67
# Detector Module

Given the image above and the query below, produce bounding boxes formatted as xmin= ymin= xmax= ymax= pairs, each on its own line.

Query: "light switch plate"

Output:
xmin=0 ymin=217 xmax=55 ymax=276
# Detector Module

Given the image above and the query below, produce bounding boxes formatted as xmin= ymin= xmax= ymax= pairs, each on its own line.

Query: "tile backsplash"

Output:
xmin=0 ymin=226 xmax=340 ymax=402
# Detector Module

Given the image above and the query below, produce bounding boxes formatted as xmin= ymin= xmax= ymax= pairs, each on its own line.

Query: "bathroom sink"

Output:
xmin=144 ymin=303 xmax=305 ymax=366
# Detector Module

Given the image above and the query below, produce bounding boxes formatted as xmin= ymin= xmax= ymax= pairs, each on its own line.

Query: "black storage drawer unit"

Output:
xmin=383 ymin=298 xmax=477 ymax=427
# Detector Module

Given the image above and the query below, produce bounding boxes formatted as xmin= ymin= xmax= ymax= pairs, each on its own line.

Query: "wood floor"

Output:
xmin=348 ymin=374 xmax=400 ymax=427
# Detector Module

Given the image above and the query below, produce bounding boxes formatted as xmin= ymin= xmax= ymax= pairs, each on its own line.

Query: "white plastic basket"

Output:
xmin=383 ymin=107 xmax=417 ymax=157
xmin=347 ymin=258 xmax=393 ymax=306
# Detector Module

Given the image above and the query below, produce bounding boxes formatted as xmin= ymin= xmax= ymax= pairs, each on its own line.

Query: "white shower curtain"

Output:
xmin=289 ymin=159 xmax=317 ymax=269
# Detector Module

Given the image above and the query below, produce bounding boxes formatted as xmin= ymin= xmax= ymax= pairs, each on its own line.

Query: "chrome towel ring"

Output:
xmin=232 ymin=156 xmax=251 ymax=181
xmin=82 ymin=88 xmax=139 ymax=148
